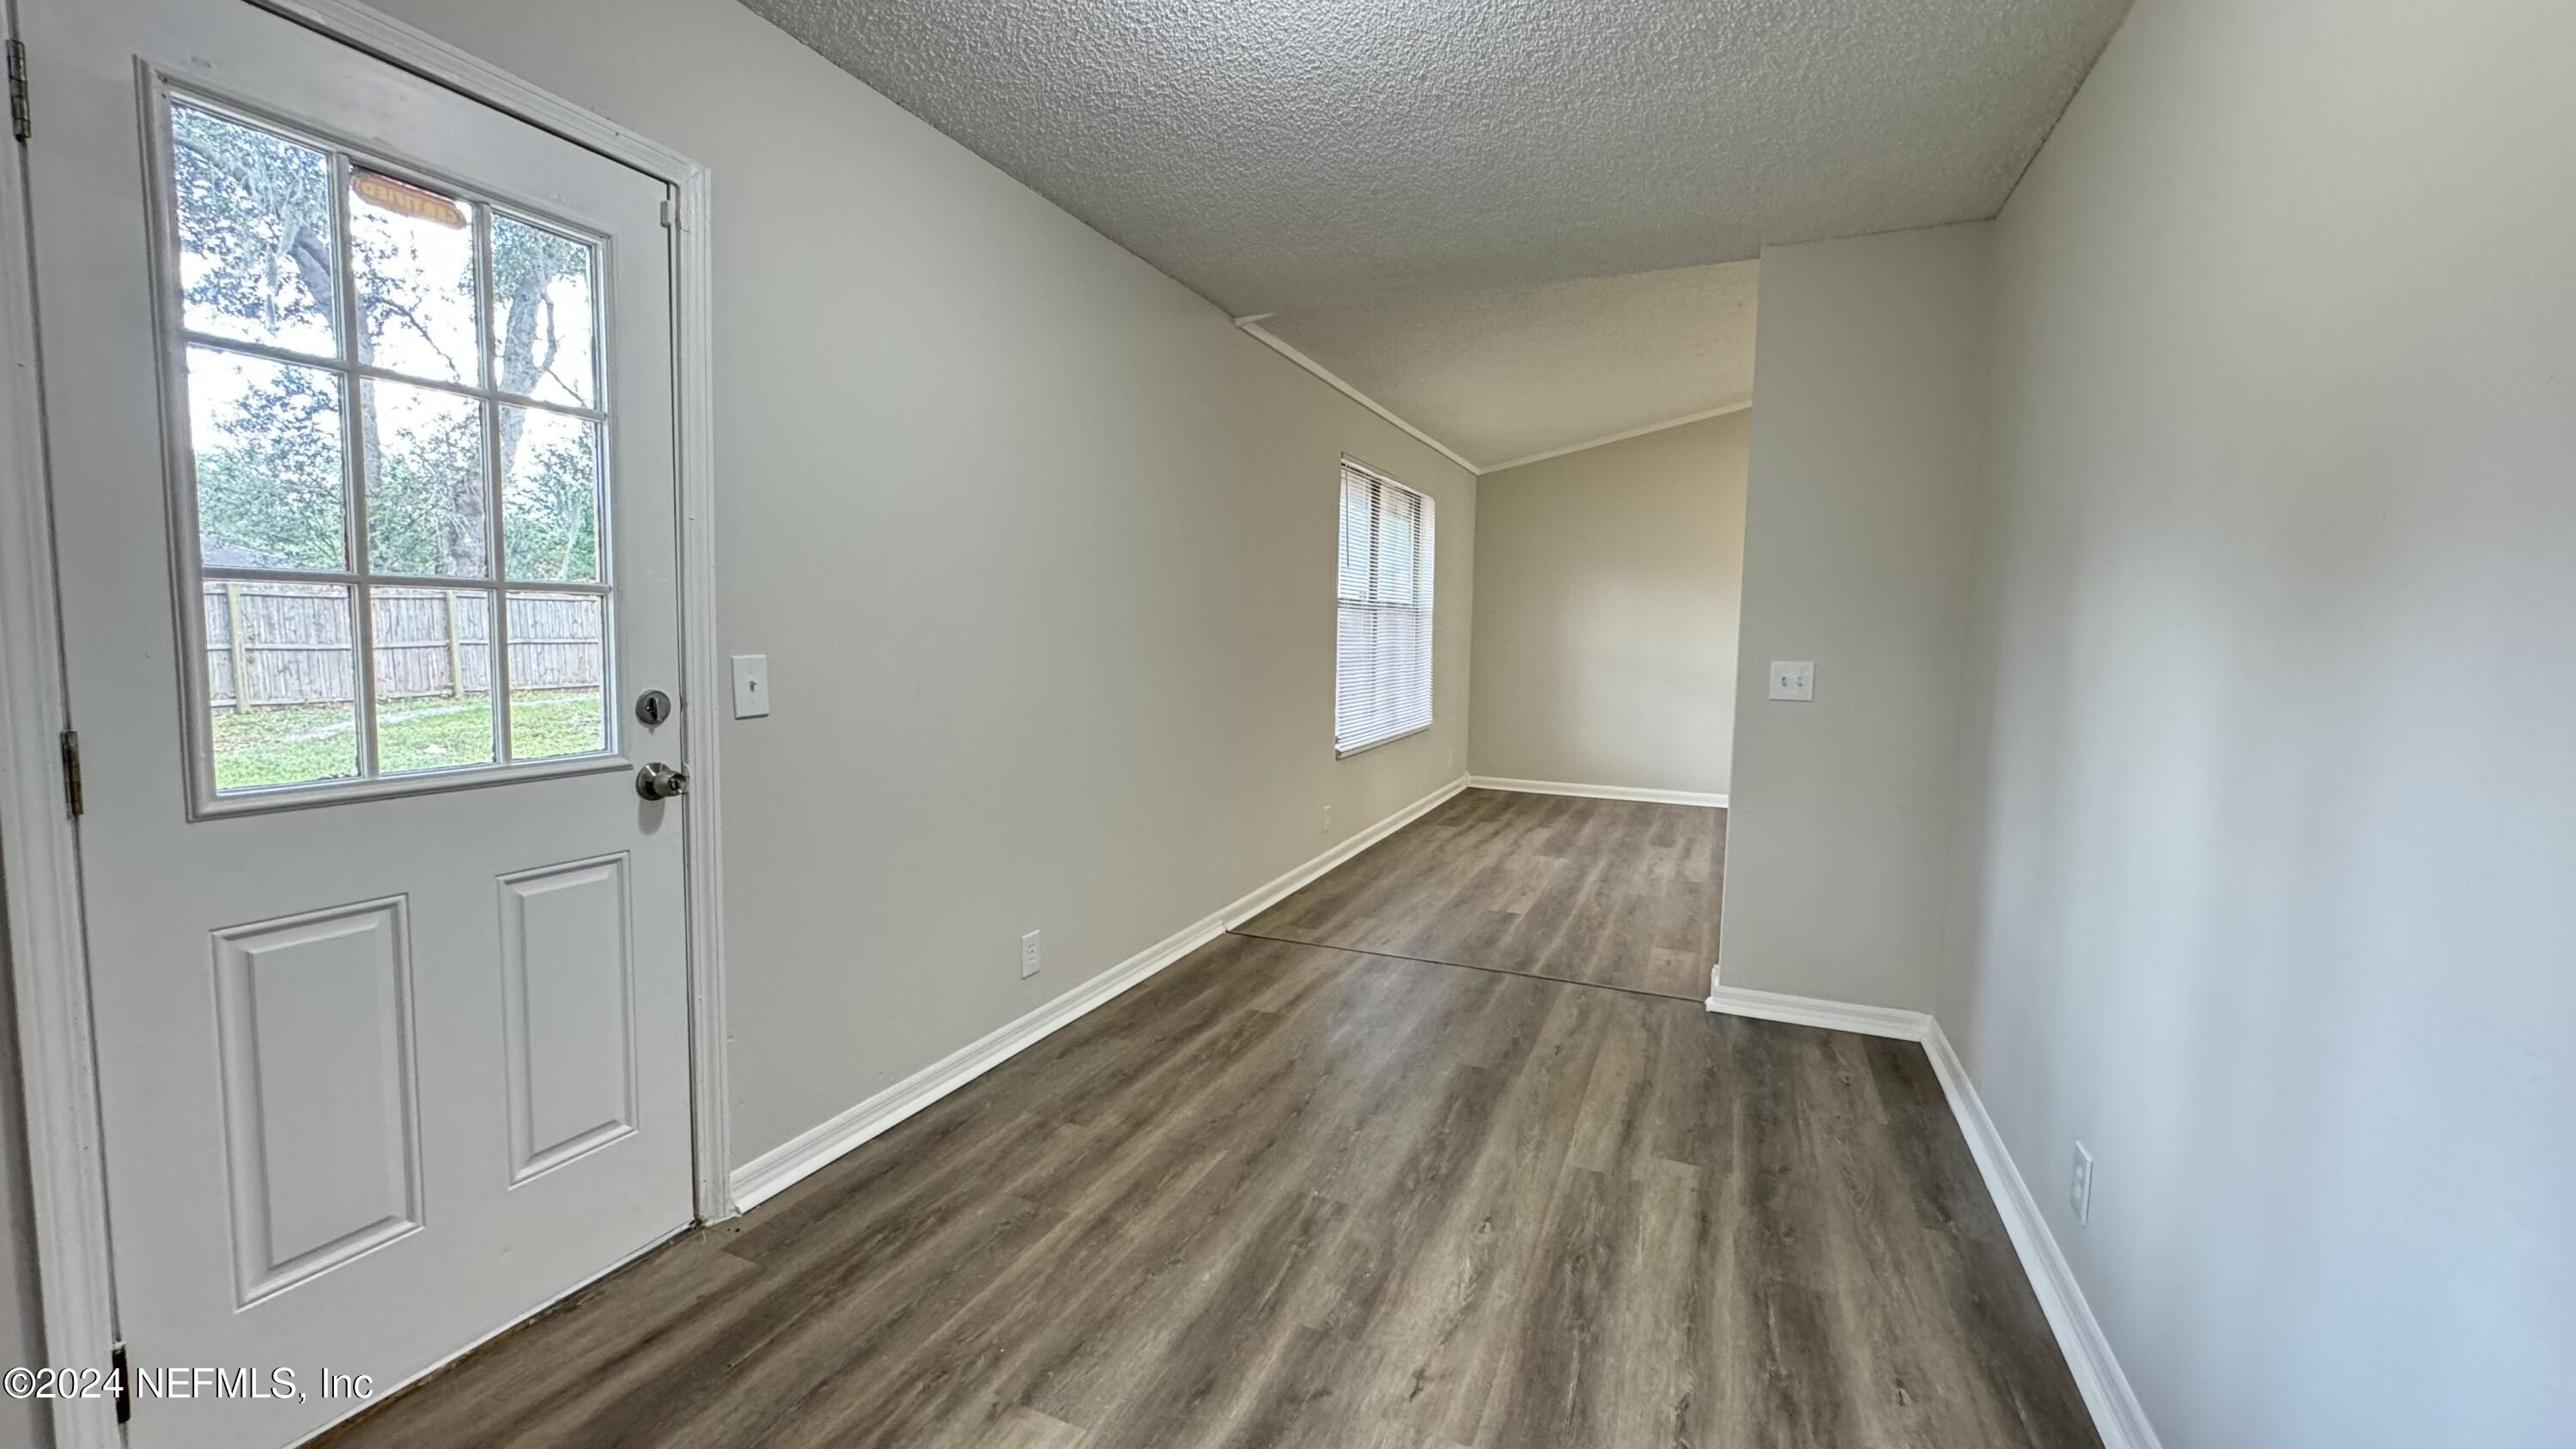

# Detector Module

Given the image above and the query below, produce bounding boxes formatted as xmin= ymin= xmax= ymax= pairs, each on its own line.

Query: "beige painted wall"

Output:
xmin=1953 ymin=0 xmax=2576 ymax=1443
xmin=1733 ymin=2 xmax=2576 ymax=1444
xmin=349 ymin=0 xmax=1475 ymax=1172
xmin=1721 ymin=224 xmax=1990 ymax=1013
xmin=1469 ymin=412 xmax=1747 ymax=795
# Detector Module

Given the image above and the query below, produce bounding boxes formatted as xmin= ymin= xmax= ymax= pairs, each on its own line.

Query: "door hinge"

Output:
xmin=8 ymin=39 xmax=28 ymax=143
xmin=659 ymin=194 xmax=677 ymax=229
xmin=58 ymin=728 xmax=82 ymax=817
xmin=112 ymin=1342 xmax=131 ymax=1423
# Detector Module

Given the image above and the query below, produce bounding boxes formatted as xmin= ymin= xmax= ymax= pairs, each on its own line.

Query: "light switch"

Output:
xmin=730 ymin=654 xmax=770 ymax=718
xmin=1768 ymin=660 xmax=1814 ymax=702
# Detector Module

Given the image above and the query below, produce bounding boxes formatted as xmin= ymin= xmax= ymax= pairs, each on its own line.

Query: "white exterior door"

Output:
xmin=21 ymin=1 xmax=697 ymax=1444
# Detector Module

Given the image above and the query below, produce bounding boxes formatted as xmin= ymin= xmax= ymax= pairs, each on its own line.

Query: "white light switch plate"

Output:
xmin=731 ymin=654 xmax=770 ymax=718
xmin=1768 ymin=660 xmax=1814 ymax=701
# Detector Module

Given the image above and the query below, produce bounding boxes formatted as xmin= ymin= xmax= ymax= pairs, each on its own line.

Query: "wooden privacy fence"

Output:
xmin=204 ymin=583 xmax=602 ymax=709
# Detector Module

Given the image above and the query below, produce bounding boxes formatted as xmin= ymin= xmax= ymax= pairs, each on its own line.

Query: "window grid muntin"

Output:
xmin=164 ymin=90 xmax=616 ymax=799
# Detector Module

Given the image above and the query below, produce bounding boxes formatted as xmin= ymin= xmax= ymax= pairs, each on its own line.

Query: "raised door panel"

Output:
xmin=498 ymin=855 xmax=637 ymax=1183
xmin=211 ymin=898 xmax=423 ymax=1305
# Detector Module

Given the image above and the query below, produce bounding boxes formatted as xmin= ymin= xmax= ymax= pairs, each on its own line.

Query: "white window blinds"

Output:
xmin=1335 ymin=460 xmax=1436 ymax=755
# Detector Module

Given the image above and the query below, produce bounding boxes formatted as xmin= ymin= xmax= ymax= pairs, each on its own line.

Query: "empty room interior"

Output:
xmin=0 ymin=0 xmax=2568 ymax=1446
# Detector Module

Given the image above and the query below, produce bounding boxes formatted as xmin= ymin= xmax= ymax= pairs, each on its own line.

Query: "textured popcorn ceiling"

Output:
xmin=739 ymin=0 xmax=2130 ymax=464
xmin=740 ymin=0 xmax=2129 ymax=312
xmin=1257 ymin=261 xmax=1759 ymax=471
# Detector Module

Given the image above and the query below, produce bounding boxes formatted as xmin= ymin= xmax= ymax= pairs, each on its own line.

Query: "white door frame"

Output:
xmin=0 ymin=3 xmax=731 ymax=1445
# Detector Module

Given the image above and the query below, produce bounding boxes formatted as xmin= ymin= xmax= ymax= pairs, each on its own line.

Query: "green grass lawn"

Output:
xmin=213 ymin=690 xmax=605 ymax=791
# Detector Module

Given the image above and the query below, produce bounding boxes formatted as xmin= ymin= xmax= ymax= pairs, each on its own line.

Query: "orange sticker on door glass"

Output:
xmin=353 ymin=170 xmax=466 ymax=229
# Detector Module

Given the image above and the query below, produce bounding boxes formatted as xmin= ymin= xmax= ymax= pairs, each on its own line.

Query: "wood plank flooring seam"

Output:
xmin=308 ymin=794 xmax=2100 ymax=1449
xmin=1224 ymin=928 xmax=1713 ymax=1008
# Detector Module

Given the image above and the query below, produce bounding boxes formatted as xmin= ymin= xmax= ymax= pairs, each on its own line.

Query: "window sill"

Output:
xmin=1334 ymin=723 xmax=1431 ymax=760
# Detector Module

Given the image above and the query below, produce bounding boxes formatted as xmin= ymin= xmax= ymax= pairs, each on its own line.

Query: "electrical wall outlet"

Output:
xmin=1322 ymin=802 xmax=1334 ymax=836
xmin=1767 ymin=660 xmax=1815 ymax=702
xmin=2070 ymin=1142 xmax=2094 ymax=1226
xmin=1019 ymin=929 xmax=1042 ymax=980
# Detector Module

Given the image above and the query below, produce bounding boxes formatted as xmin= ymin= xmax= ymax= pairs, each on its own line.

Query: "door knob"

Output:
xmin=635 ymin=762 xmax=689 ymax=801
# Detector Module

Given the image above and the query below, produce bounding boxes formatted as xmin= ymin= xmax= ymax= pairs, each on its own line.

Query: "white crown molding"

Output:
xmin=1467 ymin=775 xmax=1726 ymax=809
xmin=1232 ymin=318 xmax=1753 ymax=478
xmin=1704 ymin=974 xmax=2163 ymax=1449
xmin=732 ymin=773 xmax=1471 ymax=1211
xmin=1479 ymin=399 xmax=1753 ymax=474
xmin=1231 ymin=317 xmax=1482 ymax=475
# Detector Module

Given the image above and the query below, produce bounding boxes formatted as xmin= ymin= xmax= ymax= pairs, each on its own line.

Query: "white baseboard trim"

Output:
xmin=1704 ymin=980 xmax=1931 ymax=1040
xmin=1919 ymin=1021 xmax=2164 ymax=1449
xmin=730 ymin=772 xmax=1472 ymax=1213
xmin=1221 ymin=774 xmax=1470 ymax=928
xmin=729 ymin=910 xmax=1224 ymax=1212
xmin=1704 ymin=976 xmax=2160 ymax=1449
xmin=1467 ymin=775 xmax=1727 ymax=809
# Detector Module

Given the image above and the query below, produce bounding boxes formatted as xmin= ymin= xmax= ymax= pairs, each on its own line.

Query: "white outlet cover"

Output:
xmin=1019 ymin=929 xmax=1042 ymax=979
xmin=2071 ymin=1141 xmax=2095 ymax=1225
xmin=1767 ymin=660 xmax=1814 ymax=702
xmin=731 ymin=654 xmax=770 ymax=718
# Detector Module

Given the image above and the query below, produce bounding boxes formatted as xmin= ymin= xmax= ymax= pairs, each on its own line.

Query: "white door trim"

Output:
xmin=0 ymin=6 xmax=121 ymax=1441
xmin=0 ymin=5 xmax=728 ymax=1445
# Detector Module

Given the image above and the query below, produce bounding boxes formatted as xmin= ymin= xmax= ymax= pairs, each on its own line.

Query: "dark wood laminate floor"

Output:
xmin=1240 ymin=788 xmax=1726 ymax=1001
xmin=317 ymin=932 xmax=2097 ymax=1449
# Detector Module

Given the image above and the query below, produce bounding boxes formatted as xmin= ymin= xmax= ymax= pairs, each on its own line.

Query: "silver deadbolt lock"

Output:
xmin=635 ymin=689 xmax=672 ymax=727
xmin=635 ymin=762 xmax=689 ymax=801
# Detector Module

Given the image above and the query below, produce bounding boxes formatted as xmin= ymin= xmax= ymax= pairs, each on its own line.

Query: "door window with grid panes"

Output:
xmin=162 ymin=96 xmax=616 ymax=803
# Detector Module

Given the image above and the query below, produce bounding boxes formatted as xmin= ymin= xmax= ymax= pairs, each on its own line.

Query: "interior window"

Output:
xmin=1334 ymin=460 xmax=1435 ymax=755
